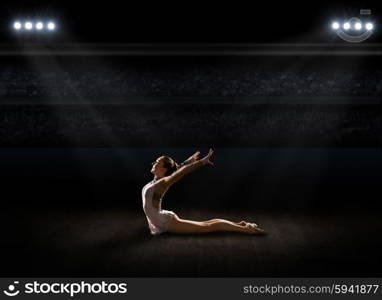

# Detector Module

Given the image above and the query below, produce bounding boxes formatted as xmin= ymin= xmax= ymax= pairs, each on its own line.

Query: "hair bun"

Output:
xmin=161 ymin=156 xmax=180 ymax=176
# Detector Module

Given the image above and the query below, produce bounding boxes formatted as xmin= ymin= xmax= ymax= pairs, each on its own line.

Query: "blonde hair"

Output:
xmin=160 ymin=156 xmax=180 ymax=176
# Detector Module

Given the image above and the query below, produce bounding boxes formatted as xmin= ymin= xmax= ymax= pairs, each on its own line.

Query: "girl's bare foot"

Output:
xmin=245 ymin=223 xmax=267 ymax=234
xmin=253 ymin=227 xmax=267 ymax=235
xmin=237 ymin=220 xmax=258 ymax=227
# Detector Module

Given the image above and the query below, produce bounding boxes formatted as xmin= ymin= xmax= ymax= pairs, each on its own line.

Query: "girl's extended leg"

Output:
xmin=203 ymin=218 xmax=256 ymax=227
xmin=167 ymin=216 xmax=264 ymax=234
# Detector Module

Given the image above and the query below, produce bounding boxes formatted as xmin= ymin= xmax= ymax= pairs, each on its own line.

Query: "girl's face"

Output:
xmin=151 ymin=157 xmax=167 ymax=176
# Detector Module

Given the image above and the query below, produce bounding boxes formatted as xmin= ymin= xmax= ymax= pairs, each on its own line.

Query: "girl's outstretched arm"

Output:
xmin=181 ymin=151 xmax=201 ymax=166
xmin=163 ymin=149 xmax=214 ymax=187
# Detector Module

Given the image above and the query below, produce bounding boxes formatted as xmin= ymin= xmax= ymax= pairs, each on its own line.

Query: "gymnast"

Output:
xmin=142 ymin=149 xmax=266 ymax=235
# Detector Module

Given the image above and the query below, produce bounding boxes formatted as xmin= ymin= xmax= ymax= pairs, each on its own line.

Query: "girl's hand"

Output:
xmin=186 ymin=151 xmax=200 ymax=163
xmin=201 ymin=148 xmax=214 ymax=166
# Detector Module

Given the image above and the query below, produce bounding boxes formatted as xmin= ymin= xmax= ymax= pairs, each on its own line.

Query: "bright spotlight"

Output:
xmin=13 ymin=22 xmax=22 ymax=30
xmin=47 ymin=22 xmax=55 ymax=31
xmin=24 ymin=22 xmax=33 ymax=30
xmin=332 ymin=22 xmax=340 ymax=30
xmin=354 ymin=22 xmax=362 ymax=30
xmin=365 ymin=22 xmax=374 ymax=30
xmin=343 ymin=22 xmax=350 ymax=30
xmin=35 ymin=22 xmax=44 ymax=30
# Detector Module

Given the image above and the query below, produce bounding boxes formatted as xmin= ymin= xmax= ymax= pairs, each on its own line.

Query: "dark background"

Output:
xmin=0 ymin=1 xmax=382 ymax=277
xmin=0 ymin=1 xmax=380 ymax=43
xmin=1 ymin=54 xmax=382 ymax=212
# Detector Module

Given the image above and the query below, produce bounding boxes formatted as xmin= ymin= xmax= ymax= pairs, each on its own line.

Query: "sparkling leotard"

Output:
xmin=142 ymin=179 xmax=178 ymax=235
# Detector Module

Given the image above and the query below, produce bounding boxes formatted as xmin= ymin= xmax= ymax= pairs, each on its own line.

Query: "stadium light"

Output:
xmin=12 ymin=19 xmax=57 ymax=32
xmin=365 ymin=23 xmax=374 ymax=30
xmin=13 ymin=22 xmax=22 ymax=30
xmin=330 ymin=9 xmax=374 ymax=43
xmin=354 ymin=22 xmax=362 ymax=30
xmin=331 ymin=22 xmax=340 ymax=30
xmin=35 ymin=22 xmax=44 ymax=30
xmin=47 ymin=22 xmax=55 ymax=31
xmin=24 ymin=22 xmax=33 ymax=30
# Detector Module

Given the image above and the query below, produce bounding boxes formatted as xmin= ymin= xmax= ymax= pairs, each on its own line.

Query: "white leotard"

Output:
xmin=142 ymin=179 xmax=178 ymax=235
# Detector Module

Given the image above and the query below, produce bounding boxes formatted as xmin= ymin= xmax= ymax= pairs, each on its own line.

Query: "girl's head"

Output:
xmin=151 ymin=156 xmax=179 ymax=177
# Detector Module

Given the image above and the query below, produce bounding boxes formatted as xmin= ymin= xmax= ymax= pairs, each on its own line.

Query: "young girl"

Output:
xmin=142 ymin=149 xmax=266 ymax=235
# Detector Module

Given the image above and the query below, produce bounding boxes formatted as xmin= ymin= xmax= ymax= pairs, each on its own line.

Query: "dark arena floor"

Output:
xmin=1 ymin=45 xmax=382 ymax=278
xmin=2 ymin=208 xmax=382 ymax=277
xmin=1 ymin=147 xmax=382 ymax=277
